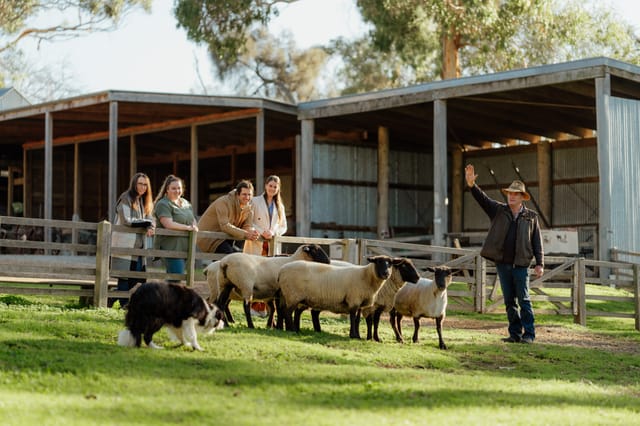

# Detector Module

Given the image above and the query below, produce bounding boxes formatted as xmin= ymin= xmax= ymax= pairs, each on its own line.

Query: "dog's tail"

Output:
xmin=117 ymin=329 xmax=136 ymax=347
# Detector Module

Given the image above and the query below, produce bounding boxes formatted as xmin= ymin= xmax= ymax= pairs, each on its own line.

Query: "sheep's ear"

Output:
xmin=426 ymin=266 xmax=435 ymax=272
xmin=391 ymin=257 xmax=404 ymax=265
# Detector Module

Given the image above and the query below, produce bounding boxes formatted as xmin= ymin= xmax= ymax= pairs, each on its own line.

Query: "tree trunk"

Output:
xmin=442 ymin=28 xmax=459 ymax=80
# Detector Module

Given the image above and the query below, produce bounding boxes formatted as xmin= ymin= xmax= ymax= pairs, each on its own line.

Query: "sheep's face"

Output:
xmin=392 ymin=258 xmax=420 ymax=284
xmin=427 ymin=266 xmax=454 ymax=290
xmin=367 ymin=255 xmax=393 ymax=280
xmin=302 ymin=244 xmax=331 ymax=264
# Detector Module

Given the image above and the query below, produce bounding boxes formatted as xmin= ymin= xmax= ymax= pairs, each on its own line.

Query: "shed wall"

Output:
xmin=311 ymin=143 xmax=432 ymax=238
xmin=607 ymin=97 xmax=640 ymax=261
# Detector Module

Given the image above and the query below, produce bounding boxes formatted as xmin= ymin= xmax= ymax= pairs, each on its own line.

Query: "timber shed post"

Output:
xmin=377 ymin=126 xmax=389 ymax=238
xmin=296 ymin=120 xmax=313 ymax=237
xmin=433 ymin=99 xmax=448 ymax=250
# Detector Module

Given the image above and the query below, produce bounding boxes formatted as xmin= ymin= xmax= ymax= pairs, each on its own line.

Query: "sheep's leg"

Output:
xmin=390 ymin=309 xmax=404 ymax=343
xmin=349 ymin=309 xmax=361 ymax=339
xmin=283 ymin=305 xmax=295 ymax=332
xmin=293 ymin=307 xmax=306 ymax=332
xmin=372 ymin=306 xmax=384 ymax=342
xmin=216 ymin=285 xmax=235 ymax=325
xmin=435 ymin=316 xmax=447 ymax=350
xmin=311 ymin=309 xmax=322 ymax=332
xmin=365 ymin=314 xmax=374 ymax=340
xmin=243 ymin=300 xmax=255 ymax=329
xmin=223 ymin=304 xmax=234 ymax=324
xmin=265 ymin=299 xmax=277 ymax=329
xmin=411 ymin=317 xmax=420 ymax=343
xmin=274 ymin=296 xmax=284 ymax=330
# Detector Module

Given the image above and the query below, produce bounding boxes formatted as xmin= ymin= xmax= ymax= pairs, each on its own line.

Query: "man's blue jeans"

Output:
xmin=496 ymin=263 xmax=535 ymax=341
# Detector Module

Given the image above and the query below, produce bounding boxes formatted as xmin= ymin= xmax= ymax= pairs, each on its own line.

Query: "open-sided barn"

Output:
xmin=1 ymin=57 xmax=639 ymax=263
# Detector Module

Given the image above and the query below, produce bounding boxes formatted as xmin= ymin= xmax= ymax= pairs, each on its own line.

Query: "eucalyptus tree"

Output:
xmin=173 ymin=0 xmax=640 ymax=100
xmin=0 ymin=0 xmax=152 ymax=99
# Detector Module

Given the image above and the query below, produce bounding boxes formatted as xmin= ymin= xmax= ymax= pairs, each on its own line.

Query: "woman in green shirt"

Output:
xmin=153 ymin=175 xmax=198 ymax=281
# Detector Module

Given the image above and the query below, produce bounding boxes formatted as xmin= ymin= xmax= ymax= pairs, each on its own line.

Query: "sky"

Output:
xmin=20 ymin=0 xmax=640 ymax=98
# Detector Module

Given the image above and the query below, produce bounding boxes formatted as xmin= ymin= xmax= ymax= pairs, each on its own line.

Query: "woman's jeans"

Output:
xmin=496 ymin=263 xmax=535 ymax=341
xmin=110 ymin=256 xmax=145 ymax=307
xmin=165 ymin=258 xmax=186 ymax=283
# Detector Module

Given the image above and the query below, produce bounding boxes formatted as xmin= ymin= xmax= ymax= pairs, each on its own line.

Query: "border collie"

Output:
xmin=117 ymin=281 xmax=224 ymax=351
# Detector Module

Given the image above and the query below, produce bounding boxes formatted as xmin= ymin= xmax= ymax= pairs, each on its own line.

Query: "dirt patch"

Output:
xmin=446 ymin=317 xmax=640 ymax=355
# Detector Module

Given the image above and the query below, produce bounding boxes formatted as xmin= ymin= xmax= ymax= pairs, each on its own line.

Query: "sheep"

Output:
xmin=389 ymin=266 xmax=454 ymax=349
xmin=362 ymin=257 xmax=421 ymax=342
xmin=216 ymin=244 xmax=330 ymax=329
xmin=204 ymin=260 xmax=239 ymax=324
xmin=278 ymin=255 xmax=403 ymax=339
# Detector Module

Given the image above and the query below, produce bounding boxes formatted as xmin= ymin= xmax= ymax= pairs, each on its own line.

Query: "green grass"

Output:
xmin=1 ymin=294 xmax=639 ymax=426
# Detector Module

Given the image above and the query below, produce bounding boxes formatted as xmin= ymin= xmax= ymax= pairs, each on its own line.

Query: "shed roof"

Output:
xmin=299 ymin=57 xmax=640 ymax=150
xmin=0 ymin=90 xmax=299 ymax=159
xmin=1 ymin=57 xmax=640 ymax=155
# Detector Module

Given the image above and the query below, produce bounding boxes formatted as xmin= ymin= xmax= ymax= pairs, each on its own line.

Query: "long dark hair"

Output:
xmin=119 ymin=172 xmax=153 ymax=216
xmin=155 ymin=174 xmax=184 ymax=204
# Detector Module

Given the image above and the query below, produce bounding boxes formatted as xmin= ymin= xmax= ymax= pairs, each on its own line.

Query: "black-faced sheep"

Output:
xmin=216 ymin=244 xmax=330 ymax=329
xmin=363 ymin=257 xmax=421 ymax=342
xmin=389 ymin=266 xmax=454 ymax=349
xmin=278 ymin=255 xmax=403 ymax=339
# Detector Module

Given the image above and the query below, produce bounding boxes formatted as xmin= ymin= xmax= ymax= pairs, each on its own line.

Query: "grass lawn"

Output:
xmin=0 ymin=292 xmax=639 ymax=426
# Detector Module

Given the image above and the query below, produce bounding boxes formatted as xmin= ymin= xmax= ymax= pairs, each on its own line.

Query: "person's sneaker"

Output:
xmin=521 ymin=337 xmax=534 ymax=344
xmin=501 ymin=336 xmax=520 ymax=343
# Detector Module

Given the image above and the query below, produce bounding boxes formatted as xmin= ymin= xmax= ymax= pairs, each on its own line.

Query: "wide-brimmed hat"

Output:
xmin=501 ymin=180 xmax=530 ymax=200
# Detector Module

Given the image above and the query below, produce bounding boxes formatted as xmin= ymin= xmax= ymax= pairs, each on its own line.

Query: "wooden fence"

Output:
xmin=1 ymin=216 xmax=638 ymax=331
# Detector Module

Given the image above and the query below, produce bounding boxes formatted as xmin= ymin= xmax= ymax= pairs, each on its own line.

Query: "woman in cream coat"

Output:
xmin=243 ymin=175 xmax=287 ymax=256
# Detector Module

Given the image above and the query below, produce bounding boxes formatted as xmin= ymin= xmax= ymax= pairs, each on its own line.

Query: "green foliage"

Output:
xmin=356 ymin=0 xmax=640 ymax=82
xmin=0 ymin=0 xmax=152 ymax=101
xmin=0 ymin=295 xmax=639 ymax=425
xmin=174 ymin=0 xmax=640 ymax=100
xmin=174 ymin=0 xmax=284 ymax=76
xmin=0 ymin=294 xmax=34 ymax=306
xmin=224 ymin=27 xmax=330 ymax=102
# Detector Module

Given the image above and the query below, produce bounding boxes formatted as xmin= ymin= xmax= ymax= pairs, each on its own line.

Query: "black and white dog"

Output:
xmin=117 ymin=281 xmax=224 ymax=351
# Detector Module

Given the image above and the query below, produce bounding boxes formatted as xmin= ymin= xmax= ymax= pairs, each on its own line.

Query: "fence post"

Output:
xmin=573 ymin=257 xmax=586 ymax=326
xmin=185 ymin=230 xmax=196 ymax=287
xmin=474 ymin=254 xmax=486 ymax=313
xmin=572 ymin=257 xmax=580 ymax=320
xmin=94 ymin=220 xmax=111 ymax=308
xmin=633 ymin=263 xmax=640 ymax=332
xmin=357 ymin=239 xmax=366 ymax=265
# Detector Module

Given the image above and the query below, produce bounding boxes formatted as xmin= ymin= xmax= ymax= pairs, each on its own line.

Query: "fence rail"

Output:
xmin=1 ymin=216 xmax=638 ymax=331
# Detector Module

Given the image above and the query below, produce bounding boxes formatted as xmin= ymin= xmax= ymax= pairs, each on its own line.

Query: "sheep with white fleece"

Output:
xmin=216 ymin=244 xmax=330 ymax=329
xmin=278 ymin=255 xmax=403 ymax=339
xmin=390 ymin=266 xmax=454 ymax=349
xmin=204 ymin=260 xmax=241 ymax=324
xmin=362 ymin=257 xmax=421 ymax=342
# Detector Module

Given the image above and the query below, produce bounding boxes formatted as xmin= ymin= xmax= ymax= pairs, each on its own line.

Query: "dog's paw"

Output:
xmin=148 ymin=341 xmax=164 ymax=350
xmin=117 ymin=330 xmax=136 ymax=347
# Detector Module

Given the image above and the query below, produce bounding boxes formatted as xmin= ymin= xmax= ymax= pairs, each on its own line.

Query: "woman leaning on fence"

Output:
xmin=109 ymin=172 xmax=155 ymax=308
xmin=153 ymin=174 xmax=198 ymax=282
